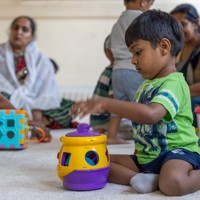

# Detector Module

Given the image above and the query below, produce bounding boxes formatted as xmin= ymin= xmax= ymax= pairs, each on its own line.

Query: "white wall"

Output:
xmin=0 ymin=0 xmax=199 ymax=90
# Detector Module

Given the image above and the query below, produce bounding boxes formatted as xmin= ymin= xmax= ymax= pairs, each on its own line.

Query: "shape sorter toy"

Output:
xmin=57 ymin=123 xmax=111 ymax=191
xmin=0 ymin=109 xmax=28 ymax=150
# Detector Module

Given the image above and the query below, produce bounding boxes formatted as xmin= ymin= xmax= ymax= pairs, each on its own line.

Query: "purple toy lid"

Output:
xmin=66 ymin=123 xmax=101 ymax=137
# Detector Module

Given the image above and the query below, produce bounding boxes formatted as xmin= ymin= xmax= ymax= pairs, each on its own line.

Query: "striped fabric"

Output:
xmin=90 ymin=65 xmax=113 ymax=126
xmin=1 ymin=92 xmax=74 ymax=128
xmin=43 ymin=98 xmax=74 ymax=128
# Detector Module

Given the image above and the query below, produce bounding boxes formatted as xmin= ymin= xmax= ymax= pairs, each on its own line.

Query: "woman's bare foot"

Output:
xmin=106 ymin=137 xmax=130 ymax=145
xmin=29 ymin=120 xmax=52 ymax=143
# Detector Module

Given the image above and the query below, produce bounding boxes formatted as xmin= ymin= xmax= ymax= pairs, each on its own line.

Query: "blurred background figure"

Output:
xmin=105 ymin=0 xmax=155 ymax=144
xmin=170 ymin=4 xmax=200 ymax=128
xmin=90 ymin=35 xmax=132 ymax=144
xmin=0 ymin=16 xmax=74 ymax=142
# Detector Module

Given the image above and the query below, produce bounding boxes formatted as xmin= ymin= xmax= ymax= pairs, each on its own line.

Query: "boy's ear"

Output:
xmin=159 ymin=38 xmax=171 ymax=56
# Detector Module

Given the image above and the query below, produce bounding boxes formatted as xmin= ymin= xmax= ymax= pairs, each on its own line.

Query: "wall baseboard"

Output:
xmin=59 ymin=86 xmax=93 ymax=101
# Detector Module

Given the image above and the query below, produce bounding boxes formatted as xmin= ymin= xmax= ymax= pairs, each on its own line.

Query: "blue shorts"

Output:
xmin=129 ymin=148 xmax=200 ymax=174
xmin=112 ymin=69 xmax=143 ymax=101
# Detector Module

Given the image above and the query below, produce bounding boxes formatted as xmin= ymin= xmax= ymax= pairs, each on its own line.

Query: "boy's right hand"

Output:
xmin=71 ymin=97 xmax=106 ymax=119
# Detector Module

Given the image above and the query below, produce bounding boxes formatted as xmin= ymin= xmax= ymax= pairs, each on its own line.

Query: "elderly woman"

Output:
xmin=170 ymin=4 xmax=200 ymax=128
xmin=0 ymin=16 xmax=74 ymax=141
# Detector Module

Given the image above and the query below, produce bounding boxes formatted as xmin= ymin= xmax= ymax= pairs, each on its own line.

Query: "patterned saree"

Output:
xmin=1 ymin=53 xmax=75 ymax=128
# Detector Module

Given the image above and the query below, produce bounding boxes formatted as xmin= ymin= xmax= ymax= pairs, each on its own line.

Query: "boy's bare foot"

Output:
xmin=106 ymin=137 xmax=130 ymax=145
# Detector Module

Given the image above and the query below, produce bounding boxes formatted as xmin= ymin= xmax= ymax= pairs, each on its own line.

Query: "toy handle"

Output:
xmin=28 ymin=126 xmax=46 ymax=143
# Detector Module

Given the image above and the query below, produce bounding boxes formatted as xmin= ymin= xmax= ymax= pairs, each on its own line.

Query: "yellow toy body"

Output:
xmin=57 ymin=123 xmax=110 ymax=191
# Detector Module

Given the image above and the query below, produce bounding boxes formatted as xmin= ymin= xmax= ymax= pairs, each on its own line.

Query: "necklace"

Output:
xmin=159 ymin=67 xmax=177 ymax=78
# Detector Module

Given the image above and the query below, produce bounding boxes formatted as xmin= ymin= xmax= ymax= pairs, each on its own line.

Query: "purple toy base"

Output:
xmin=0 ymin=144 xmax=27 ymax=150
xmin=63 ymin=166 xmax=110 ymax=191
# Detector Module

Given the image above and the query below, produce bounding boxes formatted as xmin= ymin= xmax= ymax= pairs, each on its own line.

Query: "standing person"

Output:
xmin=106 ymin=0 xmax=155 ymax=144
xmin=170 ymin=4 xmax=200 ymax=128
xmin=71 ymin=10 xmax=200 ymax=196
xmin=90 ymin=35 xmax=132 ymax=143
xmin=90 ymin=35 xmax=114 ymax=133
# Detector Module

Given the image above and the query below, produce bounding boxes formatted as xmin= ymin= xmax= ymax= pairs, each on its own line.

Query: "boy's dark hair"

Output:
xmin=170 ymin=3 xmax=199 ymax=23
xmin=125 ymin=9 xmax=184 ymax=56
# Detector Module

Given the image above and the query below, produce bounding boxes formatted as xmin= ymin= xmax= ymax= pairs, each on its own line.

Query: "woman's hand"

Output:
xmin=28 ymin=120 xmax=52 ymax=142
xmin=0 ymin=95 xmax=15 ymax=109
xmin=190 ymin=83 xmax=200 ymax=97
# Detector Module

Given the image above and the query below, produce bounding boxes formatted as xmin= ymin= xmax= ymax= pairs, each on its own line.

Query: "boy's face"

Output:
xmin=129 ymin=39 xmax=169 ymax=80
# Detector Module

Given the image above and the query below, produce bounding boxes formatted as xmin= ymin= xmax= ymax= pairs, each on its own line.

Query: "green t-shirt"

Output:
xmin=133 ymin=72 xmax=200 ymax=164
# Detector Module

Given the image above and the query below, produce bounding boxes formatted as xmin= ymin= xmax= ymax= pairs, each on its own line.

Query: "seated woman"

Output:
xmin=170 ymin=4 xmax=200 ymax=127
xmin=0 ymin=16 xmax=74 ymax=141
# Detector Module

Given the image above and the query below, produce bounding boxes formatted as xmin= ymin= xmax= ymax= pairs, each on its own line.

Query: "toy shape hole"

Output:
xmin=0 ymin=130 xmax=3 ymax=139
xmin=105 ymin=149 xmax=109 ymax=161
xmin=61 ymin=152 xmax=71 ymax=166
xmin=7 ymin=131 xmax=15 ymax=139
xmin=7 ymin=119 xmax=15 ymax=127
xmin=85 ymin=151 xmax=99 ymax=166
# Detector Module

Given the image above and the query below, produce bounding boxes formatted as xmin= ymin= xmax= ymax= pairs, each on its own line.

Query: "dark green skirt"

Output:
xmin=1 ymin=92 xmax=74 ymax=128
xmin=43 ymin=98 xmax=74 ymax=128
